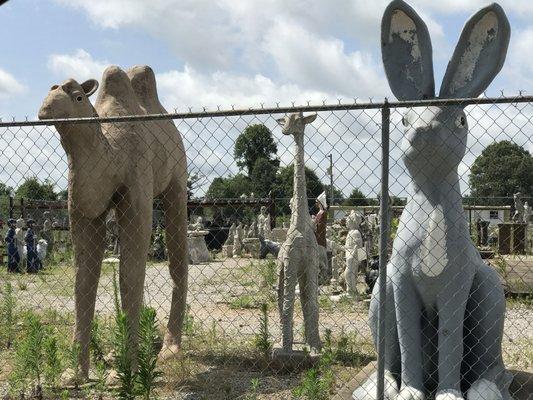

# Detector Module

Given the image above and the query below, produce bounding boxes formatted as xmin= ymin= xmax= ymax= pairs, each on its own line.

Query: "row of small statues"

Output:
xmin=4 ymin=215 xmax=53 ymax=273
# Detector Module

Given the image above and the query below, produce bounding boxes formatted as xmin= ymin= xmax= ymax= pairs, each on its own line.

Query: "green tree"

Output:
xmin=343 ymin=188 xmax=374 ymax=206
xmin=15 ymin=177 xmax=57 ymax=201
xmin=250 ymin=157 xmax=279 ymax=197
xmin=469 ymin=141 xmax=533 ymax=205
xmin=234 ymin=124 xmax=278 ymax=175
xmin=0 ymin=182 xmax=12 ymax=197
xmin=205 ymin=174 xmax=255 ymax=221
xmin=273 ymin=165 xmax=325 ymax=215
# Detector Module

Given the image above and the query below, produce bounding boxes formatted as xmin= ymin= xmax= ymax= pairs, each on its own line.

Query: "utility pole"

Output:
xmin=327 ymin=154 xmax=334 ymax=207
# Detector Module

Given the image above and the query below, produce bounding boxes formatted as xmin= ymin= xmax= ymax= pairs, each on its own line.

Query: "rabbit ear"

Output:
xmin=440 ymin=4 xmax=510 ymax=99
xmin=381 ymin=0 xmax=435 ymax=100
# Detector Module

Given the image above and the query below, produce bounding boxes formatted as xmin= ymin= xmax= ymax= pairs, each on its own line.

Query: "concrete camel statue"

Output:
xmin=354 ymin=1 xmax=512 ymax=400
xmin=38 ymin=65 xmax=188 ymax=377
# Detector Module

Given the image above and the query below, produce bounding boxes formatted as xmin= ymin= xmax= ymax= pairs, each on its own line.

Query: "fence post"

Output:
xmin=8 ymin=196 xmax=13 ymax=219
xmin=376 ymin=100 xmax=391 ymax=400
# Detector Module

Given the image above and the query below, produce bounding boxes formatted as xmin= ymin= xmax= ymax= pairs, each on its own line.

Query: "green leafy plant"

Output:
xmin=91 ymin=317 xmax=107 ymax=365
xmin=252 ymin=303 xmax=272 ymax=359
xmin=11 ymin=312 xmax=46 ymax=398
xmin=182 ymin=304 xmax=198 ymax=337
xmin=136 ymin=307 xmax=163 ymax=399
xmin=113 ymin=310 xmax=136 ymax=400
xmin=43 ymin=334 xmax=62 ymax=390
xmin=1 ymin=281 xmax=16 ymax=349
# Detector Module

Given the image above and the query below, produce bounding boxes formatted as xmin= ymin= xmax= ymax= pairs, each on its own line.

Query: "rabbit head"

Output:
xmin=381 ymin=0 xmax=510 ymax=177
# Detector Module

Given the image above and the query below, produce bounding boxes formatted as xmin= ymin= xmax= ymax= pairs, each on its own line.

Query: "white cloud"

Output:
xmin=47 ymin=49 xmax=108 ymax=82
xmin=0 ymin=68 xmax=26 ymax=100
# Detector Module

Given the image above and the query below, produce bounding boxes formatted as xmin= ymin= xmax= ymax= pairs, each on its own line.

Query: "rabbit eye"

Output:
xmin=402 ymin=116 xmax=409 ymax=127
xmin=456 ymin=115 xmax=466 ymax=127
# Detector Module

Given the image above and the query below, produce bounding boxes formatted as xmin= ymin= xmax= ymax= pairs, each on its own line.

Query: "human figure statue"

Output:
xmin=41 ymin=211 xmax=54 ymax=258
xmin=523 ymin=201 xmax=531 ymax=224
xmin=152 ymin=225 xmax=166 ymax=261
xmin=233 ymin=226 xmax=242 ymax=257
xmin=513 ymin=192 xmax=524 ymax=223
xmin=15 ymin=217 xmax=25 ymax=264
xmin=5 ymin=218 xmax=20 ymax=273
xmin=344 ymin=210 xmax=363 ymax=298
xmin=355 ymin=2 xmax=513 ymax=399
xmin=25 ymin=219 xmax=42 ymax=273
xmin=224 ymin=223 xmax=236 ymax=247
xmin=275 ymin=112 xmax=321 ymax=355
xmin=257 ymin=206 xmax=272 ymax=239
xmin=315 ymin=191 xmax=329 ymax=284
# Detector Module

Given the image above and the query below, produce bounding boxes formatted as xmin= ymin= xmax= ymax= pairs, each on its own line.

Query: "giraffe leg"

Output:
xmin=299 ymin=257 xmax=321 ymax=352
xmin=280 ymin=256 xmax=298 ymax=352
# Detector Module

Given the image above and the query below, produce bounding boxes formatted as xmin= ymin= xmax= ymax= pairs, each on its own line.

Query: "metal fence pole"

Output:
xmin=376 ymin=101 xmax=391 ymax=400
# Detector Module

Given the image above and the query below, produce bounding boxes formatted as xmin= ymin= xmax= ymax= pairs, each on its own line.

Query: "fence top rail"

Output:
xmin=1 ymin=94 xmax=532 ymax=128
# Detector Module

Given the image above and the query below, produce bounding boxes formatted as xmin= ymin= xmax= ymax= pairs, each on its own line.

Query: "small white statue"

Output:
xmin=15 ymin=217 xmax=25 ymax=262
xmin=513 ymin=192 xmax=524 ymax=222
xmin=233 ymin=224 xmax=243 ymax=257
xmin=257 ymin=206 xmax=272 ymax=239
xmin=344 ymin=210 xmax=363 ymax=298
xmin=224 ymin=223 xmax=236 ymax=247
xmin=524 ymin=201 xmax=531 ymax=224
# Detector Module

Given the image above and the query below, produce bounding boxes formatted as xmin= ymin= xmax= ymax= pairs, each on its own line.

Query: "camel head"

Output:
xmin=276 ymin=112 xmax=317 ymax=136
xmin=38 ymin=78 xmax=99 ymax=120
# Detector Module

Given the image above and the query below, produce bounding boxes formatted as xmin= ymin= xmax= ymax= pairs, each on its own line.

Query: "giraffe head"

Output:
xmin=276 ymin=112 xmax=317 ymax=136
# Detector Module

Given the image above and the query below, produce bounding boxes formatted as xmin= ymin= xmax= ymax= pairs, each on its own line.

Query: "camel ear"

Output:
xmin=81 ymin=79 xmax=99 ymax=97
xmin=381 ymin=0 xmax=435 ymax=100
xmin=439 ymin=3 xmax=510 ymax=98
xmin=302 ymin=114 xmax=317 ymax=124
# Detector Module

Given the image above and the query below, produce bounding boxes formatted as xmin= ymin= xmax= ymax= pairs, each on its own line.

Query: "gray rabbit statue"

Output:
xmin=353 ymin=1 xmax=513 ymax=400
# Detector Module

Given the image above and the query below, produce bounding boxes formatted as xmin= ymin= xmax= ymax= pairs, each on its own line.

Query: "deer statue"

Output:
xmin=38 ymin=65 xmax=189 ymax=378
xmin=275 ymin=112 xmax=321 ymax=355
xmin=354 ymin=1 xmax=512 ymax=400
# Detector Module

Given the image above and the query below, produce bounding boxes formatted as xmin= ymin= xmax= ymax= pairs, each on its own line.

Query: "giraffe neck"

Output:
xmin=290 ymin=132 xmax=311 ymax=228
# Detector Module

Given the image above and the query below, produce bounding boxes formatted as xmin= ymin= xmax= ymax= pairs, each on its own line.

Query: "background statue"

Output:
xmin=257 ymin=206 xmax=271 ymax=239
xmin=38 ymin=64 xmax=189 ymax=377
xmin=512 ymin=192 xmax=524 ymax=222
xmin=41 ymin=211 xmax=54 ymax=258
xmin=344 ymin=210 xmax=363 ymax=299
xmin=152 ymin=225 xmax=166 ymax=261
xmin=5 ymin=218 xmax=20 ymax=273
xmin=314 ymin=191 xmax=329 ymax=284
xmin=25 ymin=219 xmax=41 ymax=273
xmin=15 ymin=217 xmax=25 ymax=265
xmin=275 ymin=112 xmax=321 ymax=355
xmin=523 ymin=201 xmax=531 ymax=224
xmin=355 ymin=2 xmax=512 ymax=400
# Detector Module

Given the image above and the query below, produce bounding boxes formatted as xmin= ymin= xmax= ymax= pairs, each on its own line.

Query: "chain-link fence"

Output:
xmin=0 ymin=95 xmax=531 ymax=399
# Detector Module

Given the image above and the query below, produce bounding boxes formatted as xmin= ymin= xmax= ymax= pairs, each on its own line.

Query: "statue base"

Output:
xmin=270 ymin=346 xmax=320 ymax=371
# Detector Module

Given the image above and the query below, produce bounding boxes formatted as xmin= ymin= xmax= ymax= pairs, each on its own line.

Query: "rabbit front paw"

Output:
xmin=351 ymin=371 xmax=398 ymax=400
xmin=436 ymin=389 xmax=464 ymax=400
xmin=398 ymin=386 xmax=425 ymax=400
xmin=467 ymin=379 xmax=503 ymax=400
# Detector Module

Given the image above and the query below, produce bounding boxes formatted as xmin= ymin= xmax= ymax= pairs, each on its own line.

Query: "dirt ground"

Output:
xmin=0 ymin=254 xmax=531 ymax=399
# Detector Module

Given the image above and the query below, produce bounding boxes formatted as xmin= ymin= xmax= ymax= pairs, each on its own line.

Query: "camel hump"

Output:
xmin=95 ymin=65 xmax=144 ymax=116
xmin=127 ymin=65 xmax=167 ymax=114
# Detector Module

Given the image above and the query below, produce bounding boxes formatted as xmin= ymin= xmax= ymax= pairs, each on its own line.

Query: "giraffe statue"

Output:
xmin=275 ymin=112 xmax=321 ymax=354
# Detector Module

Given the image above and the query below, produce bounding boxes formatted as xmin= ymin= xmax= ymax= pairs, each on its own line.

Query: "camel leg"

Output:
xmin=116 ymin=186 xmax=153 ymax=367
xmin=159 ymin=174 xmax=189 ymax=359
xmin=299 ymin=258 xmax=320 ymax=352
xmin=70 ymin=210 xmax=106 ymax=378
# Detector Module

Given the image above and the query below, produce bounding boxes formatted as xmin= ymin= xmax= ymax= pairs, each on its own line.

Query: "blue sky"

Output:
xmin=0 ymin=0 xmax=532 ymax=196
